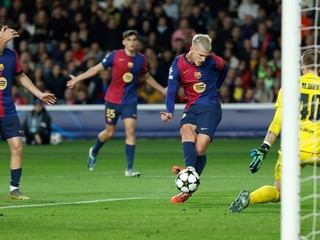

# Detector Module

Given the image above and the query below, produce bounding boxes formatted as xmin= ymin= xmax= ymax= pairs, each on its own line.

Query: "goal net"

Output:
xmin=284 ymin=0 xmax=320 ymax=239
xmin=299 ymin=1 xmax=320 ymax=239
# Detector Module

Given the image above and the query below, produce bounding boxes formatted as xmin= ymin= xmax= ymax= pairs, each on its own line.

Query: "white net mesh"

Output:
xmin=300 ymin=1 xmax=320 ymax=239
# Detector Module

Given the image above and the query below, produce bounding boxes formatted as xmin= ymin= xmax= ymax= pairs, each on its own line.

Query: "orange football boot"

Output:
xmin=172 ymin=166 xmax=186 ymax=175
xmin=170 ymin=192 xmax=191 ymax=203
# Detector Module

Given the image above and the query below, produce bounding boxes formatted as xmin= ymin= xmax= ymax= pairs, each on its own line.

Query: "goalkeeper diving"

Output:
xmin=230 ymin=49 xmax=320 ymax=213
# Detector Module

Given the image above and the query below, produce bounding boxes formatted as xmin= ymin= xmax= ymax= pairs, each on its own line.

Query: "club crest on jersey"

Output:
xmin=127 ymin=62 xmax=134 ymax=68
xmin=0 ymin=77 xmax=7 ymax=90
xmin=194 ymin=72 xmax=202 ymax=79
xmin=0 ymin=64 xmax=4 ymax=71
xmin=193 ymin=82 xmax=206 ymax=93
xmin=123 ymin=72 xmax=133 ymax=83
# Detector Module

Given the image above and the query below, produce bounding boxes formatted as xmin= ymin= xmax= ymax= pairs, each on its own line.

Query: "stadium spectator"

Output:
xmin=161 ymin=34 xmax=228 ymax=203
xmin=22 ymin=99 xmax=52 ymax=145
xmin=238 ymin=0 xmax=259 ymax=23
xmin=242 ymin=88 xmax=256 ymax=103
xmin=0 ymin=25 xmax=56 ymax=201
xmin=67 ymin=30 xmax=166 ymax=176
xmin=188 ymin=4 xmax=208 ymax=34
xmin=230 ymin=76 xmax=244 ymax=103
xmin=12 ymin=84 xmax=27 ymax=105
xmin=171 ymin=18 xmax=196 ymax=50
xmin=63 ymin=88 xmax=75 ymax=105
xmin=229 ymin=49 xmax=320 ymax=213
xmin=253 ymin=78 xmax=273 ymax=103
xmin=138 ymin=82 xmax=164 ymax=103
xmin=162 ymin=0 xmax=179 ymax=22
xmin=44 ymin=64 xmax=67 ymax=104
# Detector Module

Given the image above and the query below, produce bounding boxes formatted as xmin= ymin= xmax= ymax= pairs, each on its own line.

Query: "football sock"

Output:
xmin=126 ymin=144 xmax=135 ymax=170
xmin=249 ymin=185 xmax=280 ymax=206
xmin=10 ymin=168 xmax=22 ymax=188
xmin=196 ymin=155 xmax=207 ymax=176
xmin=92 ymin=138 xmax=105 ymax=156
xmin=182 ymin=142 xmax=197 ymax=169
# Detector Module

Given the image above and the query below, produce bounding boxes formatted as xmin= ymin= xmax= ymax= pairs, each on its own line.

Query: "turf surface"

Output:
xmin=0 ymin=139 xmax=316 ymax=239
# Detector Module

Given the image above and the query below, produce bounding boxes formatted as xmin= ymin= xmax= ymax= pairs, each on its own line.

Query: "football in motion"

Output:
xmin=175 ymin=168 xmax=200 ymax=194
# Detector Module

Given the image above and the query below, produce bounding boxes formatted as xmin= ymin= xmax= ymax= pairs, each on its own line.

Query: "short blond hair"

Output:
xmin=192 ymin=34 xmax=212 ymax=52
xmin=301 ymin=49 xmax=320 ymax=70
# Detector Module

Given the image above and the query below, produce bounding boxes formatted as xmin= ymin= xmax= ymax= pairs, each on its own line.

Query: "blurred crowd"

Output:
xmin=3 ymin=0 xmax=315 ymax=104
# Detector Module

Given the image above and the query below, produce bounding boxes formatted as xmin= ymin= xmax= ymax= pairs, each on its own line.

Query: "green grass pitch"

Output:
xmin=0 ymin=139 xmax=316 ymax=239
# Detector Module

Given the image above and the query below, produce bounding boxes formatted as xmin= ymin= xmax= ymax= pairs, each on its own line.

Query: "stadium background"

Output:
xmin=4 ymin=0 xmax=297 ymax=138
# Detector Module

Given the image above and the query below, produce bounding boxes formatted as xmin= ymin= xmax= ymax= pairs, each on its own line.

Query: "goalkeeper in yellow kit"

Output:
xmin=229 ymin=49 xmax=320 ymax=213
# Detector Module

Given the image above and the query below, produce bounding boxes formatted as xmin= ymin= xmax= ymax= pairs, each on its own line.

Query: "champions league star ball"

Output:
xmin=50 ymin=132 xmax=62 ymax=145
xmin=175 ymin=168 xmax=200 ymax=194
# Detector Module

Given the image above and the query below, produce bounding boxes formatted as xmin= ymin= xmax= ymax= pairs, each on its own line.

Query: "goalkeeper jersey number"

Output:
xmin=270 ymin=73 xmax=320 ymax=153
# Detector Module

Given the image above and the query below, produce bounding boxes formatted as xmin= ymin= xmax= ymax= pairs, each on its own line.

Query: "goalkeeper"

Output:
xmin=230 ymin=49 xmax=320 ymax=213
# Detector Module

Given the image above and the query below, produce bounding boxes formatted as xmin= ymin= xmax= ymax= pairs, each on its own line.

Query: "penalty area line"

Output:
xmin=0 ymin=197 xmax=150 ymax=209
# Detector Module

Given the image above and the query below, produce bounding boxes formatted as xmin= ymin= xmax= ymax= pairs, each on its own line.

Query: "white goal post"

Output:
xmin=281 ymin=0 xmax=301 ymax=240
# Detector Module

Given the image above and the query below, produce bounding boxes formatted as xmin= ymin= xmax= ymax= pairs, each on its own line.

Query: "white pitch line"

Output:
xmin=0 ymin=197 xmax=148 ymax=209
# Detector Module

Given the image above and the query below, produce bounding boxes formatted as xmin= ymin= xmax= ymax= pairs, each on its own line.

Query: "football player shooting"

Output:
xmin=0 ymin=25 xmax=56 ymax=200
xmin=161 ymin=34 xmax=228 ymax=203
xmin=229 ymin=49 xmax=320 ymax=213
xmin=67 ymin=30 xmax=166 ymax=177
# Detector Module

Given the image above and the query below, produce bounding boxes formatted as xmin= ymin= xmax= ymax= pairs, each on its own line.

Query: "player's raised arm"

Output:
xmin=67 ymin=63 xmax=105 ymax=89
xmin=0 ymin=25 xmax=19 ymax=49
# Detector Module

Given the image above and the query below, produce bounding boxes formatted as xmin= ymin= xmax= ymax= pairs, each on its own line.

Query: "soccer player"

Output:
xmin=67 ymin=30 xmax=166 ymax=176
xmin=229 ymin=49 xmax=320 ymax=213
xmin=0 ymin=25 xmax=56 ymax=200
xmin=161 ymin=34 xmax=228 ymax=203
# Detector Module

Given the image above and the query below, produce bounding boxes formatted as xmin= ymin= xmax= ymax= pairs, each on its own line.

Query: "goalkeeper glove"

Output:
xmin=249 ymin=143 xmax=270 ymax=173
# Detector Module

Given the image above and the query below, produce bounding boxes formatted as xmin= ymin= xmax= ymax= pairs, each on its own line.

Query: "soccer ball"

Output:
xmin=50 ymin=132 xmax=62 ymax=145
xmin=175 ymin=168 xmax=200 ymax=194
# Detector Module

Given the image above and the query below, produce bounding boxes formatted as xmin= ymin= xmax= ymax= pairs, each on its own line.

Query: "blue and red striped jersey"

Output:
xmin=166 ymin=53 xmax=228 ymax=114
xmin=101 ymin=49 xmax=149 ymax=104
xmin=0 ymin=48 xmax=23 ymax=117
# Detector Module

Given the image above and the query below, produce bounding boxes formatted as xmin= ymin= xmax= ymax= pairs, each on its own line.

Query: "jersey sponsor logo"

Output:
xmin=119 ymin=58 xmax=126 ymax=61
xmin=0 ymin=77 xmax=7 ymax=90
xmin=0 ymin=64 xmax=4 ymax=71
xmin=127 ymin=62 xmax=134 ymax=68
xmin=123 ymin=72 xmax=133 ymax=83
xmin=194 ymin=72 xmax=202 ymax=79
xmin=193 ymin=82 xmax=206 ymax=93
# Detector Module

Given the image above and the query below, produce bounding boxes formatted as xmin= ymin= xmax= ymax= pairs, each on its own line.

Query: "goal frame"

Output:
xmin=281 ymin=1 xmax=301 ymax=239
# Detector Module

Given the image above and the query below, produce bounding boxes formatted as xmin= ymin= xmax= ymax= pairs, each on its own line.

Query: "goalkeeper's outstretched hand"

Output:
xmin=249 ymin=143 xmax=270 ymax=173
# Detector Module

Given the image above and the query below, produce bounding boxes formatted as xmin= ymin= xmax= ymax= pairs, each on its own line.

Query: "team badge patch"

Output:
xmin=127 ymin=62 xmax=134 ymax=68
xmin=193 ymin=82 xmax=206 ymax=93
xmin=0 ymin=77 xmax=7 ymax=90
xmin=123 ymin=72 xmax=133 ymax=83
xmin=194 ymin=72 xmax=202 ymax=79
xmin=0 ymin=64 xmax=4 ymax=71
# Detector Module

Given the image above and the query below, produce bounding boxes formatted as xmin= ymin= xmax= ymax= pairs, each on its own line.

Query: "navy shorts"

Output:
xmin=105 ymin=101 xmax=137 ymax=125
xmin=0 ymin=116 xmax=24 ymax=140
xmin=180 ymin=104 xmax=222 ymax=139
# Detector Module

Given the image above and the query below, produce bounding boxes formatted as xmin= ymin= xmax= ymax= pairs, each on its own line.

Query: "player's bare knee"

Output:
xmin=12 ymin=144 xmax=23 ymax=156
xmin=196 ymin=147 xmax=206 ymax=156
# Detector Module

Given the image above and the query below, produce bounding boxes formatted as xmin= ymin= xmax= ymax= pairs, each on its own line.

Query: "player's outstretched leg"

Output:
xmin=172 ymin=166 xmax=186 ymax=175
xmin=171 ymin=192 xmax=191 ymax=203
xmin=8 ymin=189 xmax=29 ymax=200
xmin=87 ymin=147 xmax=96 ymax=171
xmin=229 ymin=189 xmax=250 ymax=213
